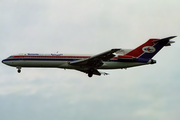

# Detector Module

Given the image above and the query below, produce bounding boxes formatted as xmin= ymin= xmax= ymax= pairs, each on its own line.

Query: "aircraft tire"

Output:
xmin=17 ymin=69 xmax=21 ymax=73
xmin=88 ymin=72 xmax=93 ymax=77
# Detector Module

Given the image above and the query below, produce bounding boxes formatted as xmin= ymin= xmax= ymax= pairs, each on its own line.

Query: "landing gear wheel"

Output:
xmin=16 ymin=66 xmax=21 ymax=73
xmin=88 ymin=72 xmax=93 ymax=77
xmin=17 ymin=69 xmax=21 ymax=73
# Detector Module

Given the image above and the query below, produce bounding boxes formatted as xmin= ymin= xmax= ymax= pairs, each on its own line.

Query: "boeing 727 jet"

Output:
xmin=2 ymin=36 xmax=176 ymax=77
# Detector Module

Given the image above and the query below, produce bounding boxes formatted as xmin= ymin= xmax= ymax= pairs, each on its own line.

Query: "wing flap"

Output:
xmin=89 ymin=48 xmax=120 ymax=61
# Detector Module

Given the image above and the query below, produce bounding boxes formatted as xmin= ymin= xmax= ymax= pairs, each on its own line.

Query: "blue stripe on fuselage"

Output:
xmin=3 ymin=58 xmax=149 ymax=63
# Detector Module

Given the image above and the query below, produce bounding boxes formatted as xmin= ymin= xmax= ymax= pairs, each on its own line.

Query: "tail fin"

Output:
xmin=126 ymin=36 xmax=176 ymax=59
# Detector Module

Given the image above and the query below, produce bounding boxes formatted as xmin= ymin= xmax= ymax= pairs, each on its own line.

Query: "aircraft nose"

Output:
xmin=2 ymin=59 xmax=13 ymax=66
xmin=2 ymin=59 xmax=9 ymax=65
xmin=2 ymin=59 xmax=5 ymax=63
xmin=2 ymin=59 xmax=7 ymax=64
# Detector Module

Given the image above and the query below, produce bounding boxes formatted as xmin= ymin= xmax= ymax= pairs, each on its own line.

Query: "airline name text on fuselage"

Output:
xmin=51 ymin=54 xmax=63 ymax=56
xmin=27 ymin=53 xmax=63 ymax=56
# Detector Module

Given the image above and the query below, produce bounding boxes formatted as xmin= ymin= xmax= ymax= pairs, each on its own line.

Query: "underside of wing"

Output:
xmin=75 ymin=68 xmax=109 ymax=76
xmin=76 ymin=68 xmax=101 ymax=76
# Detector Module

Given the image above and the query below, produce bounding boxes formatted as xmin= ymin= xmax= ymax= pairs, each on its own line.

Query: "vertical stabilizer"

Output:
xmin=126 ymin=36 xmax=176 ymax=59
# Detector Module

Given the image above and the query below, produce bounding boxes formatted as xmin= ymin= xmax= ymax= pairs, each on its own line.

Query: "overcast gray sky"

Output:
xmin=0 ymin=0 xmax=180 ymax=120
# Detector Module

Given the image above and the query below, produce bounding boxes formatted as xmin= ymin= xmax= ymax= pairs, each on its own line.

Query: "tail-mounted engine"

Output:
xmin=117 ymin=55 xmax=138 ymax=62
xmin=118 ymin=55 xmax=156 ymax=64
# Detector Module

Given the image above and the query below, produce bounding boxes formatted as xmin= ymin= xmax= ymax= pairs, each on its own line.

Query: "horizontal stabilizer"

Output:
xmin=165 ymin=41 xmax=175 ymax=46
xmin=153 ymin=36 xmax=176 ymax=43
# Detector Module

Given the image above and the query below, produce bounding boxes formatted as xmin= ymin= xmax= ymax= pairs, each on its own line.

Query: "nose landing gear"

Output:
xmin=17 ymin=69 xmax=21 ymax=73
xmin=16 ymin=67 xmax=21 ymax=73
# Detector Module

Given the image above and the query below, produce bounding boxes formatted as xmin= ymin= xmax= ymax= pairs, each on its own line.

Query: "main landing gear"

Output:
xmin=88 ymin=72 xmax=93 ymax=77
xmin=88 ymin=68 xmax=94 ymax=77
xmin=16 ymin=67 xmax=21 ymax=73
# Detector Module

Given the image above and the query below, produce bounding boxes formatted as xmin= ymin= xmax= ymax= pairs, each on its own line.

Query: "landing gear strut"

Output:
xmin=16 ymin=67 xmax=21 ymax=73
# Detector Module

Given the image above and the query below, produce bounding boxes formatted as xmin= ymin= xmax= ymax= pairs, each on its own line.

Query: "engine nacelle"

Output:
xmin=118 ymin=55 xmax=138 ymax=61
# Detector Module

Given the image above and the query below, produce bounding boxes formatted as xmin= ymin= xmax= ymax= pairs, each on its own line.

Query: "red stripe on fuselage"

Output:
xmin=12 ymin=55 xmax=118 ymax=60
xmin=13 ymin=55 xmax=90 ymax=59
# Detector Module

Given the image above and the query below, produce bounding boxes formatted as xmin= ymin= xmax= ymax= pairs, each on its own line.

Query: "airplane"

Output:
xmin=2 ymin=36 xmax=176 ymax=77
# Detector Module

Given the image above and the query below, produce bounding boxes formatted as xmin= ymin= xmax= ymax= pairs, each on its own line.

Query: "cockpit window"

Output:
xmin=7 ymin=56 xmax=14 ymax=59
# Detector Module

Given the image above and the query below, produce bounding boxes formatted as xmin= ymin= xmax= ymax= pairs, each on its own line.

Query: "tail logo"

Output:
xmin=142 ymin=46 xmax=156 ymax=53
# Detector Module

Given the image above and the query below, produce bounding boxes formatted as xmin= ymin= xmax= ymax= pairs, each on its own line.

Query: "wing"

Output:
xmin=69 ymin=49 xmax=120 ymax=67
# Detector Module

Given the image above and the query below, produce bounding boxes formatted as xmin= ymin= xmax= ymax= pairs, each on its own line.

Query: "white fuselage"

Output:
xmin=2 ymin=53 xmax=147 ymax=70
xmin=2 ymin=36 xmax=175 ymax=77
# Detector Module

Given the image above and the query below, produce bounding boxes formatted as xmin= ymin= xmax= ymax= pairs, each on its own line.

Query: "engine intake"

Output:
xmin=148 ymin=59 xmax=156 ymax=64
